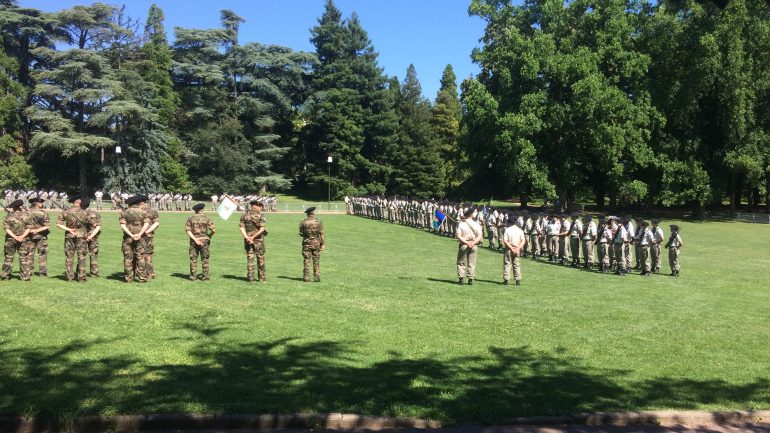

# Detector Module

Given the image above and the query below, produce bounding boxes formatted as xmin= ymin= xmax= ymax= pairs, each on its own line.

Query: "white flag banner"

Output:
xmin=217 ymin=196 xmax=238 ymax=220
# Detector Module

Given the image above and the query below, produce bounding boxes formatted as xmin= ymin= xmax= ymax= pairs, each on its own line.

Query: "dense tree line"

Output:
xmin=1 ymin=0 xmax=769 ymax=212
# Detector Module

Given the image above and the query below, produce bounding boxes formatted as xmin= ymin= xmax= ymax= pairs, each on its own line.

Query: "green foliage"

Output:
xmin=301 ymin=1 xmax=398 ymax=198
xmin=432 ymin=64 xmax=464 ymax=194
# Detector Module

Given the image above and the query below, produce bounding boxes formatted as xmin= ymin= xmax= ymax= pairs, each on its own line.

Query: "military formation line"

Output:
xmin=348 ymin=196 xmax=684 ymax=286
xmin=2 ymin=196 xmax=323 ymax=283
xmin=3 ymin=189 xmax=279 ymax=212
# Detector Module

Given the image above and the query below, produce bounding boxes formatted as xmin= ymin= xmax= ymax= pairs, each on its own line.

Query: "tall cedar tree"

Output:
xmin=0 ymin=45 xmax=36 ymax=188
xmin=392 ymin=64 xmax=444 ymax=198
xmin=302 ymin=0 xmax=398 ymax=197
xmin=432 ymin=64 xmax=463 ymax=195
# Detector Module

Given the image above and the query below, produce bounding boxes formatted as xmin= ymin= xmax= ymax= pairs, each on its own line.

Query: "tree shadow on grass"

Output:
xmin=1 ymin=322 xmax=768 ymax=425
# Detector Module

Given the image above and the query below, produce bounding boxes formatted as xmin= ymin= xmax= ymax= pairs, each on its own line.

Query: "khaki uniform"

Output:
xmin=581 ymin=221 xmax=596 ymax=267
xmin=120 ymin=206 xmax=150 ymax=283
xmin=240 ymin=210 xmax=266 ymax=281
xmin=85 ymin=209 xmax=101 ymax=276
xmin=299 ymin=216 xmax=324 ymax=282
xmin=2 ymin=210 xmax=33 ymax=280
xmin=57 ymin=209 xmax=88 ymax=282
xmin=651 ymin=225 xmax=664 ymax=272
xmin=456 ymin=219 xmax=482 ymax=280
xmin=27 ymin=208 xmax=50 ymax=276
xmin=668 ymin=232 xmax=683 ymax=273
xmin=186 ymin=213 xmax=215 ymax=279
xmin=612 ymin=225 xmax=627 ymax=273
xmin=596 ymin=224 xmax=612 ymax=270
xmin=503 ymin=225 xmax=525 ymax=282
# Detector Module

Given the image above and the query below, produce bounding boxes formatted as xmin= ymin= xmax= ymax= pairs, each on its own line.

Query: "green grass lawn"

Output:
xmin=1 ymin=212 xmax=769 ymax=423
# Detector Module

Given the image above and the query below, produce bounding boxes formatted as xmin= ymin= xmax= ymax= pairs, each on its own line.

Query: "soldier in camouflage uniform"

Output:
xmin=299 ymin=207 xmax=324 ymax=282
xmin=142 ymin=201 xmax=160 ymax=279
xmin=120 ymin=195 xmax=150 ymax=283
xmin=186 ymin=203 xmax=216 ymax=281
xmin=27 ymin=197 xmax=50 ymax=277
xmin=55 ymin=195 xmax=88 ymax=282
xmin=239 ymin=200 xmax=266 ymax=282
xmin=2 ymin=200 xmax=33 ymax=281
xmin=82 ymin=198 xmax=102 ymax=277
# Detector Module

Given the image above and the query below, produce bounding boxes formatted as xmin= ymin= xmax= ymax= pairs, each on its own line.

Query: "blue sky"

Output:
xmin=21 ymin=0 xmax=487 ymax=99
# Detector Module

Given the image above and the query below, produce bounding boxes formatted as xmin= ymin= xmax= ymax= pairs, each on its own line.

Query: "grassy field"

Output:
xmin=0 ymin=211 xmax=769 ymax=423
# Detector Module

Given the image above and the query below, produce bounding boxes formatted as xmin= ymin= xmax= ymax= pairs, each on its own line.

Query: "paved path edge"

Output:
xmin=0 ymin=411 xmax=768 ymax=433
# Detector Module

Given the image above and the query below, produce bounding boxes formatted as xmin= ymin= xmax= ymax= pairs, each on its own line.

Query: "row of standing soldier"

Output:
xmin=2 ymin=196 xmax=322 ymax=283
xmin=348 ymin=196 xmax=685 ymax=283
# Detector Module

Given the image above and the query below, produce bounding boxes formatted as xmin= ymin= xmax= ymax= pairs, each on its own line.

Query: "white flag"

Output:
xmin=217 ymin=196 xmax=238 ymax=220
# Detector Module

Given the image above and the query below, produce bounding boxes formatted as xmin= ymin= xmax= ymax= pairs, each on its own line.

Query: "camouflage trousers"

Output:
xmin=29 ymin=236 xmax=48 ymax=276
xmin=2 ymin=237 xmax=33 ymax=280
xmin=190 ymin=239 xmax=211 ymax=279
xmin=87 ymin=237 xmax=99 ymax=276
xmin=528 ymin=234 xmax=540 ymax=256
xmin=64 ymin=237 xmax=88 ymax=282
xmin=650 ymin=243 xmax=662 ymax=272
xmin=302 ymin=239 xmax=321 ymax=282
xmin=668 ymin=247 xmax=681 ymax=272
xmin=244 ymin=239 xmax=266 ymax=281
xmin=144 ymin=236 xmax=155 ymax=279
xmin=122 ymin=237 xmax=148 ymax=283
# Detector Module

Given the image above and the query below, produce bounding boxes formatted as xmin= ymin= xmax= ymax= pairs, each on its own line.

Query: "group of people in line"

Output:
xmin=2 ymin=196 xmax=323 ymax=283
xmin=348 ymin=196 xmax=685 ymax=286
xmin=3 ymin=189 xmax=279 ymax=213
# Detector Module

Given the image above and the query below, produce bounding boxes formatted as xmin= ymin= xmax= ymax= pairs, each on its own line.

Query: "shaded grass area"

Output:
xmin=0 ymin=213 xmax=768 ymax=423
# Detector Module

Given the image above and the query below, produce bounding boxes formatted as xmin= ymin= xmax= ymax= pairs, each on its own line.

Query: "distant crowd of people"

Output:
xmin=348 ymin=196 xmax=684 ymax=286
xmin=4 ymin=189 xmax=279 ymax=212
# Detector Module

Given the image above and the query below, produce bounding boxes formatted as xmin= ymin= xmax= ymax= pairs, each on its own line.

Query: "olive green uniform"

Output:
xmin=85 ymin=209 xmax=101 ymax=276
xmin=143 ymin=207 xmax=159 ymax=279
xmin=120 ymin=206 xmax=150 ymax=283
xmin=299 ymin=216 xmax=324 ymax=282
xmin=27 ymin=208 xmax=50 ymax=276
xmin=186 ymin=213 xmax=215 ymax=280
xmin=240 ymin=210 xmax=266 ymax=282
xmin=2 ymin=210 xmax=33 ymax=280
xmin=57 ymin=209 xmax=88 ymax=282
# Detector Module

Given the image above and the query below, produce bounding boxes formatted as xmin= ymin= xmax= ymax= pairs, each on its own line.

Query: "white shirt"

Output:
xmin=652 ymin=226 xmax=664 ymax=243
xmin=613 ymin=225 xmax=627 ymax=244
xmin=582 ymin=221 xmax=597 ymax=240
xmin=456 ymin=219 xmax=482 ymax=243
xmin=546 ymin=220 xmax=561 ymax=236
xmin=569 ymin=219 xmax=583 ymax=237
xmin=503 ymin=225 xmax=526 ymax=247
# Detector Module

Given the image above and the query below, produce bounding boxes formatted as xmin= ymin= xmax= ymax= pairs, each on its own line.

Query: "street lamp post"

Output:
xmin=115 ymin=146 xmax=122 ymax=193
xmin=327 ymin=156 xmax=333 ymax=211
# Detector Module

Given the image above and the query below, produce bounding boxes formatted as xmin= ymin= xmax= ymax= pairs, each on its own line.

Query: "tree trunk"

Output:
xmin=729 ymin=172 xmax=737 ymax=212
xmin=765 ymin=170 xmax=770 ymax=213
xmin=519 ymin=192 xmax=528 ymax=209
xmin=79 ymin=153 xmax=87 ymax=196
xmin=595 ymin=186 xmax=605 ymax=210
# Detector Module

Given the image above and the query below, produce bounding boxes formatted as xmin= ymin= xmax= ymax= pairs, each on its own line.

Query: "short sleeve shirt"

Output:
xmin=3 ymin=210 xmax=31 ymax=237
xmin=503 ymin=225 xmax=525 ymax=247
xmin=185 ymin=214 xmax=215 ymax=239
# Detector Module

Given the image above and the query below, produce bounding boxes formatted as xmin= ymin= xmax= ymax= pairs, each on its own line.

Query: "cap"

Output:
xmin=80 ymin=198 xmax=90 ymax=209
xmin=669 ymin=224 xmax=680 ymax=231
xmin=9 ymin=199 xmax=23 ymax=209
xmin=29 ymin=197 xmax=44 ymax=204
xmin=68 ymin=195 xmax=81 ymax=203
xmin=305 ymin=206 xmax=316 ymax=214
xmin=249 ymin=200 xmax=262 ymax=206
xmin=652 ymin=218 xmax=660 ymax=224
xmin=463 ymin=208 xmax=475 ymax=218
xmin=582 ymin=215 xmax=592 ymax=222
xmin=193 ymin=203 xmax=205 ymax=212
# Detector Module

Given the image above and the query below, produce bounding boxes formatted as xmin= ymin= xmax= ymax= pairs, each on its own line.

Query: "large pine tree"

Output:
xmin=432 ymin=64 xmax=463 ymax=194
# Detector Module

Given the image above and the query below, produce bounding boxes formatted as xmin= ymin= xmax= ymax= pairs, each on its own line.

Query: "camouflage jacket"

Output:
xmin=239 ymin=211 xmax=265 ymax=237
xmin=185 ymin=214 xmax=215 ymax=239
xmin=86 ymin=209 xmax=102 ymax=237
xmin=299 ymin=217 xmax=323 ymax=241
xmin=27 ymin=208 xmax=50 ymax=238
xmin=4 ymin=210 xmax=31 ymax=238
xmin=119 ymin=205 xmax=150 ymax=236
xmin=57 ymin=209 xmax=88 ymax=239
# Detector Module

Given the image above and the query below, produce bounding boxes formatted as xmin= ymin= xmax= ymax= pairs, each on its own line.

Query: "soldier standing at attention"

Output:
xmin=557 ymin=214 xmax=569 ymax=265
xmin=239 ymin=200 xmax=267 ymax=282
xmin=83 ymin=198 xmax=101 ymax=277
xmin=55 ymin=195 xmax=88 ymax=282
xmin=611 ymin=216 xmax=627 ymax=276
xmin=120 ymin=195 xmax=150 ymax=283
xmin=2 ymin=199 xmax=32 ymax=281
xmin=94 ymin=189 xmax=103 ymax=210
xmin=650 ymin=218 xmax=665 ymax=273
xmin=667 ymin=224 xmax=683 ymax=277
xmin=568 ymin=212 xmax=582 ymax=267
xmin=486 ymin=208 xmax=498 ymax=249
xmin=502 ymin=215 xmax=526 ymax=286
xmin=299 ymin=206 xmax=324 ymax=282
xmin=143 ymin=200 xmax=160 ymax=279
xmin=545 ymin=214 xmax=560 ymax=262
xmin=638 ymin=220 xmax=653 ymax=276
xmin=456 ymin=207 xmax=482 ymax=285
xmin=581 ymin=215 xmax=596 ymax=269
xmin=596 ymin=216 xmax=612 ymax=273
xmin=186 ymin=203 xmax=215 ymax=281
xmin=27 ymin=197 xmax=50 ymax=277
